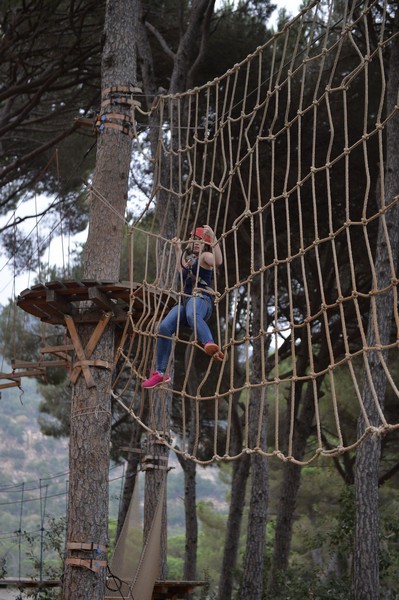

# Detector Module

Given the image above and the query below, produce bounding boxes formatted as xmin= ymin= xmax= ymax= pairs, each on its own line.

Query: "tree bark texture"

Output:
xmin=181 ymin=348 xmax=200 ymax=581
xmin=240 ymin=451 xmax=268 ymax=600
xmin=116 ymin=423 xmax=144 ymax=541
xmin=62 ymin=1 xmax=137 ymax=598
xmin=218 ymin=360 xmax=251 ymax=600
xmin=353 ymin=10 xmax=399 ymax=600
xmin=182 ymin=457 xmax=198 ymax=581
xmin=268 ymin=375 xmax=325 ymax=596
xmin=268 ymin=406 xmax=312 ymax=593
xmin=218 ymin=451 xmax=251 ymax=600
xmin=144 ymin=423 xmax=169 ymax=579
xmin=240 ymin=240 xmax=269 ymax=600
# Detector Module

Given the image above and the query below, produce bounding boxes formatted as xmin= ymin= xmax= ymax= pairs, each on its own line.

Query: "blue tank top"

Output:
xmin=183 ymin=258 xmax=213 ymax=297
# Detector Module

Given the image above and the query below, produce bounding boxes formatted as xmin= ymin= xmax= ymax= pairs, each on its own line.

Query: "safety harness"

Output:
xmin=181 ymin=252 xmax=215 ymax=298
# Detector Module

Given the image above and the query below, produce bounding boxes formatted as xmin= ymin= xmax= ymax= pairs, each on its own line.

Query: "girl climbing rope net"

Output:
xmin=142 ymin=225 xmax=223 ymax=388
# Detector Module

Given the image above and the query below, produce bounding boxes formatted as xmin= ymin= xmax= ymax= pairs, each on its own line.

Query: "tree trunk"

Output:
xmin=62 ymin=1 xmax=137 ymax=598
xmin=353 ymin=11 xmax=399 ymax=599
xmin=144 ymin=422 xmax=169 ymax=578
xmin=240 ymin=243 xmax=269 ymax=600
xmin=116 ymin=423 xmax=144 ymax=540
xmin=182 ymin=457 xmax=198 ymax=580
xmin=268 ymin=378 xmax=323 ymax=596
xmin=218 ymin=356 xmax=251 ymax=600
xmin=240 ymin=451 xmax=268 ymax=600
xmin=180 ymin=345 xmax=200 ymax=581
xmin=218 ymin=450 xmax=250 ymax=600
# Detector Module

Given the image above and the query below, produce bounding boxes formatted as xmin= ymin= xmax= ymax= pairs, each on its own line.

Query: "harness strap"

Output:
xmin=184 ymin=258 xmax=214 ymax=294
xmin=65 ymin=558 xmax=107 ymax=572
xmin=66 ymin=542 xmax=108 ymax=553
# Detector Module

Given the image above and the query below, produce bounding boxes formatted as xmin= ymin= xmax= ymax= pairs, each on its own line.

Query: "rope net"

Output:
xmin=108 ymin=0 xmax=399 ymax=465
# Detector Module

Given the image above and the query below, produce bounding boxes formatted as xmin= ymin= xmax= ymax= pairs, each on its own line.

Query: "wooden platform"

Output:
xmin=105 ymin=580 xmax=207 ymax=599
xmin=17 ymin=279 xmax=176 ymax=325
xmin=0 ymin=578 xmax=59 ymax=589
xmin=152 ymin=580 xmax=207 ymax=599
xmin=1 ymin=578 xmax=206 ymax=599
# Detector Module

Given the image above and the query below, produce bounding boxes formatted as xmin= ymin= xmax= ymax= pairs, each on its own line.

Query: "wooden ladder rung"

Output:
xmin=40 ymin=344 xmax=74 ymax=353
xmin=0 ymin=378 xmax=21 ymax=390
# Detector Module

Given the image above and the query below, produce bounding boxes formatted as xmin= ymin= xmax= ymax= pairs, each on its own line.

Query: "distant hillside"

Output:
xmin=0 ymin=374 xmax=69 ymax=483
xmin=0 ymin=371 xmax=228 ymax=524
xmin=0 ymin=368 xmax=229 ymax=584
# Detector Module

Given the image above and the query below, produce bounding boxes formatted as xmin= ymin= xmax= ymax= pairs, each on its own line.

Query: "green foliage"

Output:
xmin=37 ymin=382 xmax=71 ymax=438
xmin=124 ymin=219 xmax=158 ymax=284
xmin=0 ymin=297 xmax=70 ymax=387
xmin=108 ymin=518 xmax=117 ymax=556
xmin=265 ymin=567 xmax=352 ymax=600
xmin=0 ymin=0 xmax=103 ymax=208
xmin=1 ymin=517 xmax=66 ymax=599
xmin=167 ymin=553 xmax=185 ymax=580
xmin=378 ymin=501 xmax=399 ymax=595
xmin=197 ymin=570 xmax=218 ymax=600
xmin=264 ymin=476 xmax=399 ymax=599
xmin=166 ymin=495 xmax=229 ymax=585
xmin=196 ymin=501 xmax=226 ymax=584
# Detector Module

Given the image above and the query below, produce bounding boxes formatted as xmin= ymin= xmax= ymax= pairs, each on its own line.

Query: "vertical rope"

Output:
xmin=18 ymin=483 xmax=24 ymax=581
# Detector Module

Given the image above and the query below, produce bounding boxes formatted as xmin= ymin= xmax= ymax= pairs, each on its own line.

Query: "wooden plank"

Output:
xmin=12 ymin=359 xmax=68 ymax=369
xmin=46 ymin=280 xmax=67 ymax=289
xmin=81 ymin=279 xmax=101 ymax=286
xmin=33 ymin=298 xmax=67 ymax=320
xmin=67 ymin=312 xmax=112 ymax=386
xmin=84 ymin=312 xmax=113 ymax=357
xmin=64 ymin=315 xmax=96 ymax=388
xmin=88 ymin=286 xmax=116 ymax=311
xmin=11 ymin=359 xmax=42 ymax=368
xmin=40 ymin=344 xmax=74 ymax=353
xmin=62 ymin=280 xmax=86 ymax=291
xmin=46 ymin=289 xmax=75 ymax=317
xmin=21 ymin=301 xmax=54 ymax=321
xmin=152 ymin=580 xmax=206 ymax=599
xmin=0 ymin=379 xmax=21 ymax=389
xmin=64 ymin=312 xmax=107 ymax=324
xmin=9 ymin=370 xmax=45 ymax=378
xmin=17 ymin=279 xmax=175 ymax=323
xmin=0 ymin=578 xmax=60 ymax=589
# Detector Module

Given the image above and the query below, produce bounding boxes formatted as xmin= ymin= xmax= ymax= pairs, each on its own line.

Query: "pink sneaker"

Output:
xmin=142 ymin=371 xmax=171 ymax=389
xmin=204 ymin=342 xmax=224 ymax=362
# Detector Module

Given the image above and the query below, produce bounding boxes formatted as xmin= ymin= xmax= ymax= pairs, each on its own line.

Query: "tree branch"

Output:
xmin=145 ymin=19 xmax=176 ymax=61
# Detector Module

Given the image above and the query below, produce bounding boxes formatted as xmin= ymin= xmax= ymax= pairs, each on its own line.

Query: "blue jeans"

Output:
xmin=155 ymin=295 xmax=214 ymax=373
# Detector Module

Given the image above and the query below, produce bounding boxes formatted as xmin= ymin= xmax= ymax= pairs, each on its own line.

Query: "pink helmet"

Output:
xmin=191 ymin=227 xmax=212 ymax=244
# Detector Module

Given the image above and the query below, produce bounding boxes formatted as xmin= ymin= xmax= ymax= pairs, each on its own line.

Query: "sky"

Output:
xmin=0 ymin=0 xmax=304 ymax=307
xmin=269 ymin=0 xmax=303 ymax=26
xmin=274 ymin=0 xmax=302 ymax=12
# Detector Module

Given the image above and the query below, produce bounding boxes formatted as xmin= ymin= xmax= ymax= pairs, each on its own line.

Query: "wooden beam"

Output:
xmin=46 ymin=289 xmax=75 ymax=318
xmin=0 ymin=379 xmax=21 ymax=390
xmin=88 ymin=286 xmax=116 ymax=312
xmin=83 ymin=312 xmax=113 ymax=358
xmin=40 ymin=344 xmax=74 ymax=354
xmin=65 ymin=316 xmax=96 ymax=388
xmin=11 ymin=359 xmax=67 ymax=369
xmin=66 ymin=312 xmax=112 ymax=387
xmin=6 ymin=369 xmax=46 ymax=378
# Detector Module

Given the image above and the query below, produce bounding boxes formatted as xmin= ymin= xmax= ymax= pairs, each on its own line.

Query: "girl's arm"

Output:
xmin=201 ymin=225 xmax=223 ymax=268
